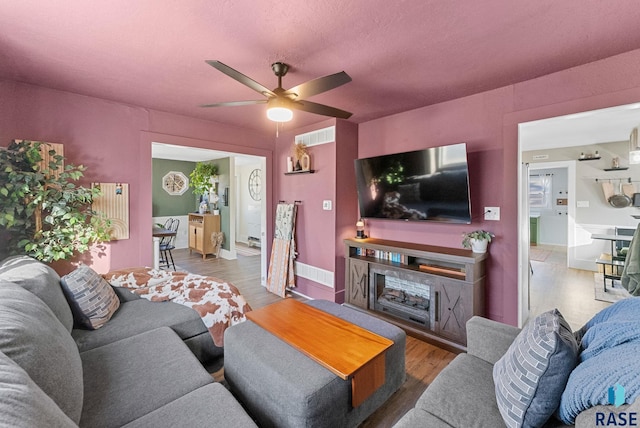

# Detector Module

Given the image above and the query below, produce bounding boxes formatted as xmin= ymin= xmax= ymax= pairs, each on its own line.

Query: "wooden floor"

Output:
xmin=529 ymin=244 xmax=611 ymax=330
xmin=171 ymin=248 xmax=456 ymax=427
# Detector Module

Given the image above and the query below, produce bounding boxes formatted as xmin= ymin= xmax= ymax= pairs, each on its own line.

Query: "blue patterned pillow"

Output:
xmin=61 ymin=265 xmax=120 ymax=330
xmin=493 ymin=309 xmax=578 ymax=428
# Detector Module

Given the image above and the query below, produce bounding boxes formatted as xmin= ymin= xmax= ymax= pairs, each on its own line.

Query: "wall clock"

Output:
xmin=248 ymin=168 xmax=261 ymax=201
xmin=162 ymin=171 xmax=189 ymax=195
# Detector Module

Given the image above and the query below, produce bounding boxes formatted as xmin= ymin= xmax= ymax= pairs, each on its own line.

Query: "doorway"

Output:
xmin=517 ymin=102 xmax=640 ymax=327
xmin=151 ymin=142 xmax=267 ymax=284
xmin=527 ymin=162 xmax=575 ymax=265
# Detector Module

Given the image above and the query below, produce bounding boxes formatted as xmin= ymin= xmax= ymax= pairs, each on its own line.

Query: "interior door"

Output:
xmin=518 ymin=162 xmax=531 ymax=327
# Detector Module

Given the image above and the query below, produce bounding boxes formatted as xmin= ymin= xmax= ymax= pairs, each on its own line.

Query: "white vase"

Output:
xmin=470 ymin=238 xmax=488 ymax=254
xmin=300 ymin=153 xmax=310 ymax=171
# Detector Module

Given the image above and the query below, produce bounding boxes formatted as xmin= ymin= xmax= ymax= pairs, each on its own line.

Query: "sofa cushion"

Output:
xmin=393 ymin=408 xmax=454 ymax=428
xmin=0 ymin=351 xmax=77 ymax=428
xmin=493 ymin=309 xmax=578 ymax=428
xmin=79 ymin=327 xmax=214 ymax=428
xmin=0 ymin=255 xmax=74 ymax=332
xmin=121 ymin=383 xmax=257 ymax=428
xmin=416 ymin=353 xmax=505 ymax=427
xmin=61 ymin=265 xmax=120 ymax=330
xmin=0 ymin=282 xmax=83 ymax=423
xmin=72 ymin=298 xmax=208 ymax=352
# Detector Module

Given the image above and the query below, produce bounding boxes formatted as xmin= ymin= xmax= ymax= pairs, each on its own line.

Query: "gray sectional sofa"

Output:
xmin=393 ymin=315 xmax=638 ymax=428
xmin=0 ymin=255 xmax=257 ymax=427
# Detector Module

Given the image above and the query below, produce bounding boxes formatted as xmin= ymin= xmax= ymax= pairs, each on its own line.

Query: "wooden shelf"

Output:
xmin=285 ymin=170 xmax=315 ymax=175
xmin=578 ymin=157 xmax=601 ymax=161
xmin=604 ymin=167 xmax=629 ymax=171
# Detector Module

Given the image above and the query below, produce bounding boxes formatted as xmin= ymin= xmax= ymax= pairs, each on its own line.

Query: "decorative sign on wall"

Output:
xmin=162 ymin=171 xmax=189 ymax=195
xmin=92 ymin=183 xmax=130 ymax=240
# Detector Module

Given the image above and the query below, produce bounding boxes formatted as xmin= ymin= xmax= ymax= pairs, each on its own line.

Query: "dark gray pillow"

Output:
xmin=0 ymin=351 xmax=76 ymax=428
xmin=61 ymin=265 xmax=120 ymax=330
xmin=0 ymin=255 xmax=74 ymax=332
xmin=493 ymin=309 xmax=578 ymax=428
xmin=0 ymin=283 xmax=83 ymax=423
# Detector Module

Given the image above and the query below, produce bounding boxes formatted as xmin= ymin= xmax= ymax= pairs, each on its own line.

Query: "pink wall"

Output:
xmin=0 ymin=80 xmax=273 ymax=274
xmin=334 ymin=120 xmax=359 ymax=302
xmin=275 ymin=119 xmax=359 ymax=301
xmin=5 ymin=47 xmax=640 ymax=322
xmin=359 ymin=48 xmax=640 ymax=325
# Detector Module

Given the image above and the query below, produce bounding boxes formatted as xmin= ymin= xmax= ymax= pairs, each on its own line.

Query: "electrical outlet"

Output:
xmin=484 ymin=207 xmax=500 ymax=221
xmin=322 ymin=200 xmax=332 ymax=210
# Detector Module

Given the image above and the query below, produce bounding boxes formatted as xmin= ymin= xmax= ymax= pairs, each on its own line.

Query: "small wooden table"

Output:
xmin=246 ymin=299 xmax=393 ymax=407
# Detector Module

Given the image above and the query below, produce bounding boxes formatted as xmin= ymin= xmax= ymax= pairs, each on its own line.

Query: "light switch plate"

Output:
xmin=484 ymin=207 xmax=500 ymax=221
xmin=322 ymin=200 xmax=332 ymax=210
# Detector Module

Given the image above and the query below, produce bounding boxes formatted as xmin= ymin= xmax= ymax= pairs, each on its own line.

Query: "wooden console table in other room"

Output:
xmin=246 ymin=299 xmax=393 ymax=407
xmin=188 ymin=213 xmax=221 ymax=259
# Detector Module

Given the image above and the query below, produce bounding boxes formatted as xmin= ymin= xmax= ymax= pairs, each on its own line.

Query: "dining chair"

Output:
xmin=614 ymin=227 xmax=635 ymax=260
xmin=160 ymin=218 xmax=179 ymax=271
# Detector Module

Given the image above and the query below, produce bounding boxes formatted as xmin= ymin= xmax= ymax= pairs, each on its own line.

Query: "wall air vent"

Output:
xmin=294 ymin=126 xmax=335 ymax=147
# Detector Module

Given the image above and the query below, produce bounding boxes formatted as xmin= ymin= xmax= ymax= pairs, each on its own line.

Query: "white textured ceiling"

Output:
xmin=520 ymin=102 xmax=640 ymax=150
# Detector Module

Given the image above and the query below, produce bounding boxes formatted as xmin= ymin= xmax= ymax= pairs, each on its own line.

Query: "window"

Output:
xmin=529 ymin=175 xmax=552 ymax=209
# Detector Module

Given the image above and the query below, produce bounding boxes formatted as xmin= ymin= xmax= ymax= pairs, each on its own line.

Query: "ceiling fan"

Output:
xmin=201 ymin=60 xmax=353 ymax=122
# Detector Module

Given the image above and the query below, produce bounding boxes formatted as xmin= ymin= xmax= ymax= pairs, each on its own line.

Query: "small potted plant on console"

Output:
xmin=462 ymin=230 xmax=494 ymax=254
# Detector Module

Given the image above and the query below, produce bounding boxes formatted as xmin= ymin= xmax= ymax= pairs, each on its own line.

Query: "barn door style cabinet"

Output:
xmin=344 ymin=238 xmax=486 ymax=351
xmin=188 ymin=213 xmax=221 ymax=259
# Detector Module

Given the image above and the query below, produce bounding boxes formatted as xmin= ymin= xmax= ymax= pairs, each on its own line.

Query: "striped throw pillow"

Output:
xmin=61 ymin=265 xmax=120 ymax=330
xmin=493 ymin=309 xmax=578 ymax=428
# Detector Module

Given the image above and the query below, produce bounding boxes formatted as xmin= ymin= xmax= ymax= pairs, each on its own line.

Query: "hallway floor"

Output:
xmin=529 ymin=244 xmax=611 ymax=330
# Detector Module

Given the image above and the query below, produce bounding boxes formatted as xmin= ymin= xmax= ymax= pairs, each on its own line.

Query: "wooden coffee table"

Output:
xmin=246 ymin=299 xmax=393 ymax=407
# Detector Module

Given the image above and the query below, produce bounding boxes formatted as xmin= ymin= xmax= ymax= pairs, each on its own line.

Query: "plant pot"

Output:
xmin=213 ymin=209 xmax=220 ymax=215
xmin=470 ymin=238 xmax=488 ymax=254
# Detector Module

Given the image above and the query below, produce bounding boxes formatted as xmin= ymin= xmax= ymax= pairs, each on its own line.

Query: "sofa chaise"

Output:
xmin=0 ymin=255 xmax=257 ymax=427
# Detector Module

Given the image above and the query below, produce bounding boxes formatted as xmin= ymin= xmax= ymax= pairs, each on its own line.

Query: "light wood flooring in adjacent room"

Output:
xmin=529 ymin=244 xmax=611 ymax=330
xmin=170 ymin=248 xmax=456 ymax=428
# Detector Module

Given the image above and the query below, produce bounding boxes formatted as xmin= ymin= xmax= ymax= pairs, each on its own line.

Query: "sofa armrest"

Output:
xmin=466 ymin=316 xmax=521 ymax=365
xmin=112 ymin=286 xmax=140 ymax=302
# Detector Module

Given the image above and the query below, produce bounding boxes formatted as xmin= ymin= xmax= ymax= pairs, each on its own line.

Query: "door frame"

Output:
xmin=518 ymin=155 xmax=576 ymax=327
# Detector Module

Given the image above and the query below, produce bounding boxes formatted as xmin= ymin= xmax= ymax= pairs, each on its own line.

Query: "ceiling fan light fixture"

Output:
xmin=266 ymin=98 xmax=293 ymax=122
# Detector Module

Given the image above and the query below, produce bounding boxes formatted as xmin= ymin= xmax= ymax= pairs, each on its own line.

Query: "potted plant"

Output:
xmin=189 ymin=162 xmax=218 ymax=197
xmin=0 ymin=139 xmax=111 ymax=262
xmin=462 ymin=230 xmax=494 ymax=253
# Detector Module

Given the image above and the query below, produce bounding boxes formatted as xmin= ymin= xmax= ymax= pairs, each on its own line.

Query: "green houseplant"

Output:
xmin=189 ymin=162 xmax=218 ymax=196
xmin=0 ymin=140 xmax=111 ymax=262
xmin=462 ymin=230 xmax=494 ymax=253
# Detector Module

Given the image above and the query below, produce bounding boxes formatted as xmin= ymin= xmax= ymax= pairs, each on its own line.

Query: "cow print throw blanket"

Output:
xmin=103 ymin=267 xmax=252 ymax=347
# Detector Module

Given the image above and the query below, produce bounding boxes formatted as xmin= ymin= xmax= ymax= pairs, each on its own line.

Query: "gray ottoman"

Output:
xmin=224 ymin=299 xmax=406 ymax=428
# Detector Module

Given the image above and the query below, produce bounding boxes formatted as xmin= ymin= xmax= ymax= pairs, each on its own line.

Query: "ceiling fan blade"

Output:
xmin=283 ymin=71 xmax=352 ymax=99
xmin=205 ymin=60 xmax=275 ymax=97
xmin=291 ymin=100 xmax=352 ymax=119
xmin=200 ymin=100 xmax=267 ymax=108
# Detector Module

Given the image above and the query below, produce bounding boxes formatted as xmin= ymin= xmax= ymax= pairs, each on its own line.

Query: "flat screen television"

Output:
xmin=354 ymin=143 xmax=472 ymax=223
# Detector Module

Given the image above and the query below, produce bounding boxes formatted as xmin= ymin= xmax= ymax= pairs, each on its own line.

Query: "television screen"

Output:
xmin=354 ymin=143 xmax=472 ymax=223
